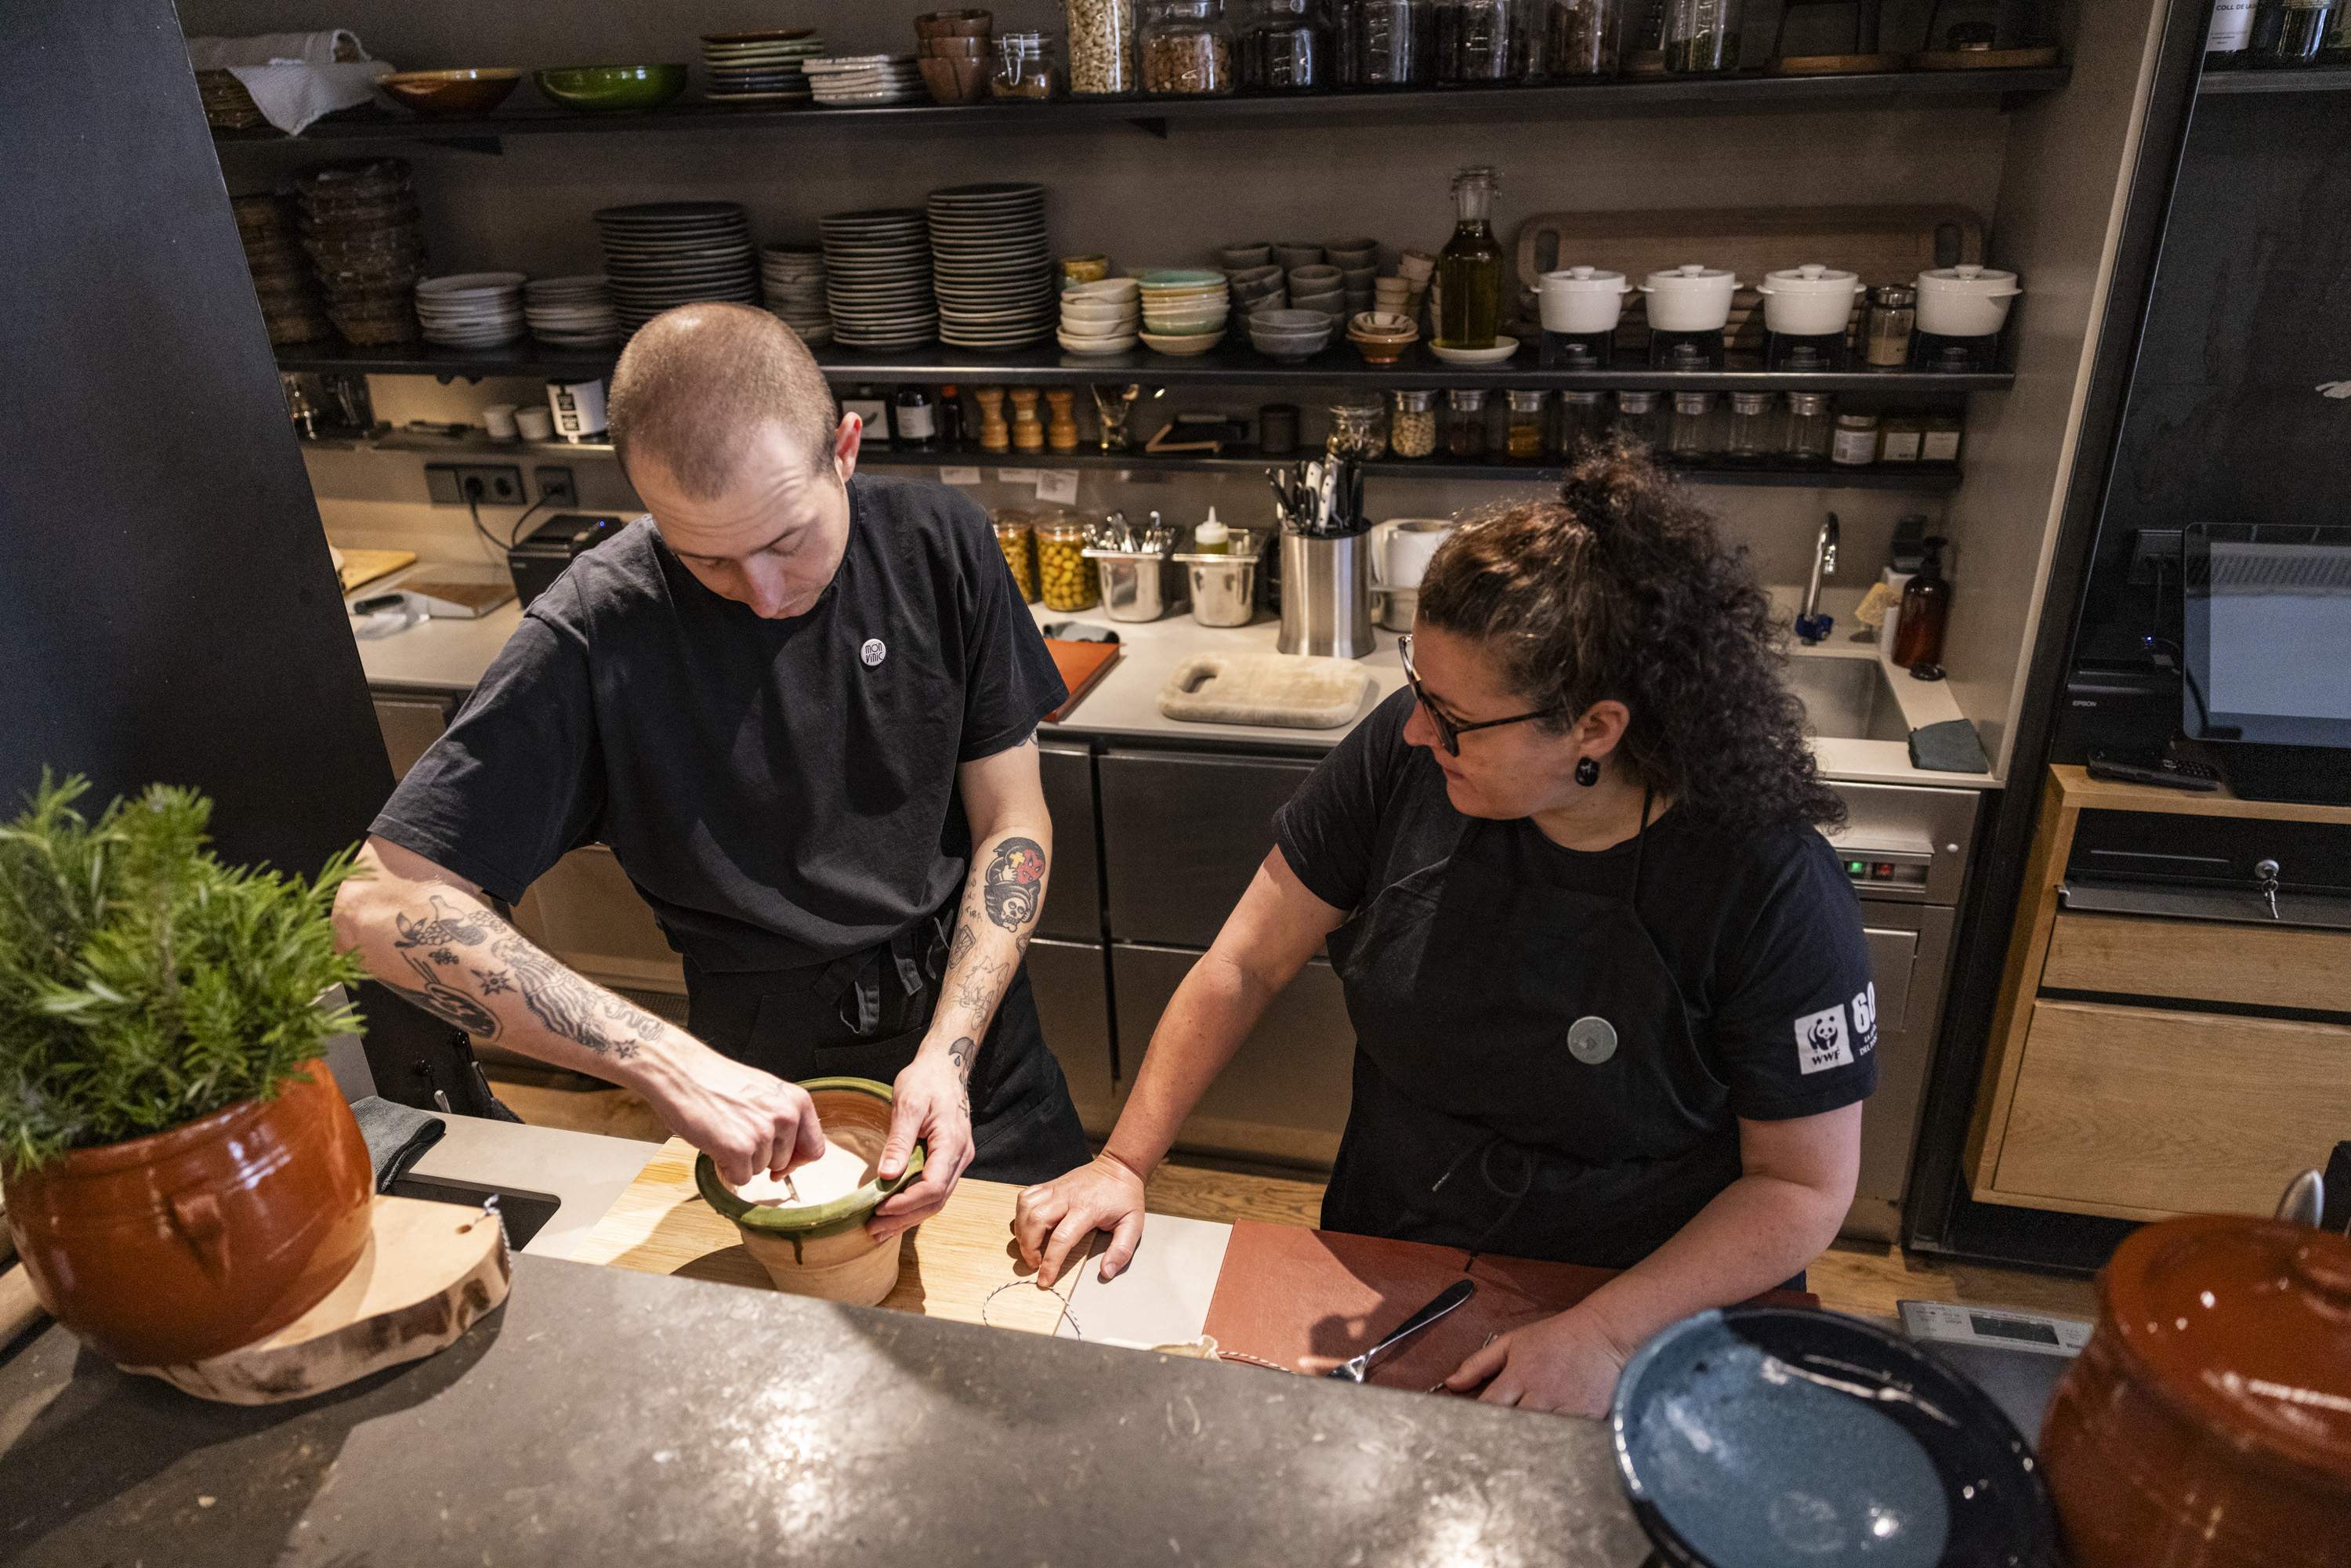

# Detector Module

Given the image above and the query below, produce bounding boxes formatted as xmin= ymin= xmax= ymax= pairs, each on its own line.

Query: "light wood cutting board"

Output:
xmin=562 ymin=1139 xmax=1067 ymax=1335
xmin=336 ymin=548 xmax=415 ymax=596
xmin=1158 ymin=652 xmax=1375 ymax=730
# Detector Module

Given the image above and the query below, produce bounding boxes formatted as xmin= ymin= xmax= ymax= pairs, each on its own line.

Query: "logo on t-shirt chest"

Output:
xmin=860 ymin=637 xmax=887 ymax=667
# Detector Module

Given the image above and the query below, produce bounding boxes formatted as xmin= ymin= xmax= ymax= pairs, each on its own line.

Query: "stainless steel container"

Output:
xmin=1084 ymin=549 xmax=1186 ymax=622
xmin=1175 ymin=534 xmax=1263 ymax=628
xmin=1276 ymin=531 xmax=1375 ymax=659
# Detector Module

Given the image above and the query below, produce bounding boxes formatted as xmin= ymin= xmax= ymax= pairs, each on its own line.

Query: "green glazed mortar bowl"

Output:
xmin=534 ymin=63 xmax=690 ymax=114
xmin=694 ymin=1077 xmax=926 ymax=1243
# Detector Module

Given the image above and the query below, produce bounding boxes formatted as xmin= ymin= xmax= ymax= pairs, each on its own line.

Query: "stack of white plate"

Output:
xmin=759 ymin=245 xmax=832 ymax=344
xmin=593 ymin=202 xmax=759 ymax=335
xmin=803 ymin=55 xmax=925 ymax=105
xmin=523 ymin=274 xmax=620 ymax=348
xmin=818 ymin=208 xmax=935 ymax=350
xmin=927 ymin=183 xmax=1052 ymax=352
xmin=415 ymin=272 xmax=527 ymax=348
xmin=1058 ymin=277 xmax=1140 ymax=355
xmin=1137 ymin=270 xmax=1231 ymax=356
xmin=700 ymin=29 xmax=824 ymax=104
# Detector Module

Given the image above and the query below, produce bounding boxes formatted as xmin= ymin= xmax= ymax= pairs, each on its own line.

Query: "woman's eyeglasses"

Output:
xmin=1397 ymin=634 xmax=1563 ymax=756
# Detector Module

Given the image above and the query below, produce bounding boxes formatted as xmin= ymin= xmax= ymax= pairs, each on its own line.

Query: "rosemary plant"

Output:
xmin=0 ymin=775 xmax=365 ymax=1172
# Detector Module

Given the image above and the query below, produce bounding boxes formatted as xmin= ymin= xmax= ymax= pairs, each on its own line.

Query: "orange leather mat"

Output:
xmin=1201 ymin=1221 xmax=1819 ymax=1394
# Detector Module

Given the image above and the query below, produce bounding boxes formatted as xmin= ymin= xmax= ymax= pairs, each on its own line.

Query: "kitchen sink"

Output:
xmin=1787 ymin=656 xmax=1909 ymax=743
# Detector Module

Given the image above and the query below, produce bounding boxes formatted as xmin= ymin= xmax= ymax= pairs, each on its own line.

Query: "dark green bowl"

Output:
xmin=534 ymin=63 xmax=689 ymax=114
xmin=694 ymin=1077 xmax=926 ymax=1243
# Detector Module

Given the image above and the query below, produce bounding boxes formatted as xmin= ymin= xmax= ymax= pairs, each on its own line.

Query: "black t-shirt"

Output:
xmin=372 ymin=474 xmax=1067 ymax=973
xmin=1275 ymin=688 xmax=1878 ymax=1124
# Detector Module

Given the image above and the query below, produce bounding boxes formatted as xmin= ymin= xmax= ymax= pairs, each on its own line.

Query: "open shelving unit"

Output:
xmin=2196 ymin=63 xmax=2351 ymax=94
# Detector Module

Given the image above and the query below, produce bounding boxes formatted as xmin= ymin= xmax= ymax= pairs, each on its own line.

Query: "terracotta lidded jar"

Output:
xmin=2040 ymin=1214 xmax=2351 ymax=1568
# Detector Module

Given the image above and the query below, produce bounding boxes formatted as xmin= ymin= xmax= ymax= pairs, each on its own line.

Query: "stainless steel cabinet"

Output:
xmin=1098 ymin=750 xmax=1319 ymax=947
xmin=1110 ymin=943 xmax=1357 ymax=1168
xmin=1038 ymin=742 xmax=1101 ymax=943
xmin=1847 ymin=902 xmax=1957 ymax=1241
xmin=1027 ymin=938 xmax=1116 ymax=1137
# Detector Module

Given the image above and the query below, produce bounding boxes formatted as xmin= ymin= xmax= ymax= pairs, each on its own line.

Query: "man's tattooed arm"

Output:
xmin=375 ymin=893 xmax=668 ymax=1063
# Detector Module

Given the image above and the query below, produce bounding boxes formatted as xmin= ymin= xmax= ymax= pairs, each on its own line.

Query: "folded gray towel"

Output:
xmin=351 ymin=1095 xmax=446 ymax=1193
xmin=1908 ymin=718 xmax=1991 ymax=774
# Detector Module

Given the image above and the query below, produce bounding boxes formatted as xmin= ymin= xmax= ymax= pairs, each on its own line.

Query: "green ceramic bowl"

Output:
xmin=534 ymin=63 xmax=690 ymax=114
xmin=694 ymin=1077 xmax=926 ymax=1242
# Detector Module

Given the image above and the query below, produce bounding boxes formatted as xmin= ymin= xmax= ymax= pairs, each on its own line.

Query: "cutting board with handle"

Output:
xmin=1514 ymin=203 xmax=1985 ymax=352
xmin=1158 ymin=652 xmax=1375 ymax=730
xmin=1202 ymin=1221 xmax=1818 ymax=1394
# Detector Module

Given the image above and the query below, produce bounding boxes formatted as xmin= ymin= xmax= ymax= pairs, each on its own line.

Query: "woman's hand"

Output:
xmin=870 ymin=1051 xmax=976 ymax=1241
xmin=1443 ymin=1308 xmax=1633 ymax=1418
xmin=1012 ymin=1152 xmax=1149 ymax=1287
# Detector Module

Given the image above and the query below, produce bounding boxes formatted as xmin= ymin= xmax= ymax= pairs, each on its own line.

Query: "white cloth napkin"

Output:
xmin=184 ymin=29 xmax=393 ymax=135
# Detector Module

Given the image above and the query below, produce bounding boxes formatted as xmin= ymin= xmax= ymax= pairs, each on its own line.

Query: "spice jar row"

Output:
xmin=1373 ymin=386 xmax=1965 ymax=466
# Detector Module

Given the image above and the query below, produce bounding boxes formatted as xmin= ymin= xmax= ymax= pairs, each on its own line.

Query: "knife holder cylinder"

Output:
xmin=1277 ymin=533 xmax=1375 ymax=660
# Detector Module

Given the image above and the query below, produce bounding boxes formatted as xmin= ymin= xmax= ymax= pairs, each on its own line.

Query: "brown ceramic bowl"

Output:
xmin=376 ymin=67 xmax=523 ymax=118
xmin=919 ymin=56 xmax=992 ymax=103
xmin=915 ymin=8 xmax=995 ymax=38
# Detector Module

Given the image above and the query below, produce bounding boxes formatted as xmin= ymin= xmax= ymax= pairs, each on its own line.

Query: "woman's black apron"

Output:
xmin=1322 ymin=798 xmax=1755 ymax=1273
xmin=683 ymin=906 xmax=1088 ymax=1186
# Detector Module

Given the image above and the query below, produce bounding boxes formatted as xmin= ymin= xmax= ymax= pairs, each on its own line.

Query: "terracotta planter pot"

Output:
xmin=2 ymin=1062 xmax=373 ymax=1366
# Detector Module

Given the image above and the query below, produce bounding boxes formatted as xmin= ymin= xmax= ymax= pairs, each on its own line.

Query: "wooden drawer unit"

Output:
xmin=1990 ymin=999 xmax=2351 ymax=1222
xmin=2043 ymin=911 xmax=2351 ymax=1014
xmin=1098 ymin=750 xmax=1318 ymax=948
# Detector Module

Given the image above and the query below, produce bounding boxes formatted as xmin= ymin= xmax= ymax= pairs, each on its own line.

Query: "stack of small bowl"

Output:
xmin=231 ymin=194 xmax=332 ymax=346
xmin=1136 ymin=271 xmax=1230 ymax=355
xmin=1248 ymin=308 xmax=1333 ymax=362
xmin=1059 ymin=277 xmax=1139 ymax=355
xmin=1286 ymin=263 xmax=1345 ymax=322
xmin=1227 ymin=264 xmax=1286 ymax=317
xmin=1346 ymin=310 xmax=1419 ymax=365
xmin=1327 ymin=237 xmax=1378 ymax=317
xmin=1373 ymin=274 xmax=1412 ymax=317
xmin=915 ymin=9 xmax=994 ymax=103
xmin=1397 ymin=249 xmax=1436 ymax=324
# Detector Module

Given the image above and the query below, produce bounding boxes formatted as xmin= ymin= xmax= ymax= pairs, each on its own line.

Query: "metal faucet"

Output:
xmin=1796 ymin=513 xmax=1838 ymax=644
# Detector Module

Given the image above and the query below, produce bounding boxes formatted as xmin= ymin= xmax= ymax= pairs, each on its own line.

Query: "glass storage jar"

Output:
xmin=993 ymin=31 xmax=1063 ymax=96
xmin=993 ymin=512 xmax=1041 ymax=602
xmin=1440 ymin=0 xmax=1531 ymax=81
xmin=1664 ymin=0 xmax=1742 ymax=72
xmin=1066 ymin=0 xmax=1141 ymax=92
xmin=1242 ymin=0 xmax=1330 ymax=88
xmin=1037 ymin=515 xmax=1100 ymax=610
xmin=2249 ymin=0 xmax=2335 ymax=63
xmin=1335 ymin=0 xmax=1438 ymax=82
xmin=1505 ymin=389 xmax=1549 ymax=459
xmin=1784 ymin=392 xmax=1833 ymax=464
xmin=1328 ymin=397 xmax=1386 ymax=458
xmin=1446 ymin=387 xmax=1491 ymax=458
xmin=1545 ymin=0 xmax=1618 ymax=74
xmin=1613 ymin=389 xmax=1661 ymax=446
xmin=1877 ymin=415 xmax=1922 ymax=464
xmin=1556 ymin=389 xmax=1609 ymax=456
xmin=1143 ymin=0 xmax=1237 ymax=92
xmin=1920 ymin=410 xmax=1964 ymax=464
xmin=1388 ymin=389 xmax=1439 ymax=458
xmin=1724 ymin=391 xmax=1777 ymax=464
xmin=1863 ymin=284 xmax=1916 ymax=368
xmin=1666 ymin=391 xmax=1716 ymax=460
xmin=1831 ymin=411 xmax=1880 ymax=465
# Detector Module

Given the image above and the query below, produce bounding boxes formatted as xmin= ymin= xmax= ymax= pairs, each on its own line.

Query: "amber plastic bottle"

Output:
xmin=1892 ymin=535 xmax=1952 ymax=668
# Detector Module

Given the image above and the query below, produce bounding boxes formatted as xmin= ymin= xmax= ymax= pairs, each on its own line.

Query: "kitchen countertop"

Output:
xmin=404 ymin=1114 xmax=655 ymax=1261
xmin=0 ymin=1254 xmax=1651 ymax=1566
xmin=351 ymin=578 xmax=1997 ymax=788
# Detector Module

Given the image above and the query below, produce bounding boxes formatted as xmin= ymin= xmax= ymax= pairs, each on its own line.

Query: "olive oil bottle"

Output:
xmin=1436 ymin=165 xmax=1502 ymax=350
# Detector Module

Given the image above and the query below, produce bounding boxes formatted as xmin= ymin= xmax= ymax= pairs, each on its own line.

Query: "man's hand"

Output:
xmin=870 ymin=1046 xmax=976 ymax=1241
xmin=1012 ymin=1152 xmax=1148 ymax=1288
xmin=1442 ymin=1307 xmax=1633 ymax=1418
xmin=639 ymin=1045 xmax=825 ymax=1190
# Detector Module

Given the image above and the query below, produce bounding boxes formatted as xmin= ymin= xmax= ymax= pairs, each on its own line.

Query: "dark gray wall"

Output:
xmin=0 ymin=0 xmax=393 ymax=875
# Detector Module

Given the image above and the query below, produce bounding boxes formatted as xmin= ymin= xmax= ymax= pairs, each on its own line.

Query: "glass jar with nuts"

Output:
xmin=1142 ymin=0 xmax=1237 ymax=93
xmin=1036 ymin=515 xmax=1100 ymax=610
xmin=1066 ymin=0 xmax=1141 ymax=92
xmin=1388 ymin=389 xmax=1437 ymax=458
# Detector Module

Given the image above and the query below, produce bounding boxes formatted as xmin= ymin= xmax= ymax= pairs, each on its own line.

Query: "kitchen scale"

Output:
xmin=1898 ymin=1298 xmax=2092 ymax=1441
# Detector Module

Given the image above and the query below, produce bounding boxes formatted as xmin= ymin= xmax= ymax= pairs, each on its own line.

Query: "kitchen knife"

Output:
xmin=1325 ymin=1279 xmax=1476 ymax=1382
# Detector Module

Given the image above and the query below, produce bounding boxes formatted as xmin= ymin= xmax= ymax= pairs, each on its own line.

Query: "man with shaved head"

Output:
xmin=335 ymin=305 xmax=1086 ymax=1233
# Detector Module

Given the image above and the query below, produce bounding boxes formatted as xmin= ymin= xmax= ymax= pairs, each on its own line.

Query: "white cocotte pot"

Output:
xmin=1755 ymin=263 xmax=1864 ymax=336
xmin=1915 ymin=264 xmax=2022 ymax=337
xmin=1639 ymin=264 xmax=1740 ymax=332
xmin=1538 ymin=266 xmax=1632 ymax=335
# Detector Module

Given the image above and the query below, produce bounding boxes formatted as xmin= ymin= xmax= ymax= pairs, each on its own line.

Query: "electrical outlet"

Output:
xmin=534 ymin=465 xmax=578 ymax=508
xmin=424 ymin=462 xmax=525 ymax=507
xmin=2126 ymin=527 xmax=2183 ymax=585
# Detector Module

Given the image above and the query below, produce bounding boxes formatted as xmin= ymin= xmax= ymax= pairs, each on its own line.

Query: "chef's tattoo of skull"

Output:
xmin=485 ymin=934 xmax=666 ymax=1060
xmin=980 ymin=838 xmax=1047 ymax=932
xmin=389 ymin=897 xmax=501 ymax=1037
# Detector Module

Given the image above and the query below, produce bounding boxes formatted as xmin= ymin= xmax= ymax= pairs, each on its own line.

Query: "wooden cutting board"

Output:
xmin=336 ymin=548 xmax=415 ymax=595
xmin=1045 ymin=637 xmax=1121 ymax=722
xmin=562 ymin=1139 xmax=1067 ymax=1335
xmin=1158 ymin=652 xmax=1375 ymax=730
xmin=1201 ymin=1221 xmax=1817 ymax=1394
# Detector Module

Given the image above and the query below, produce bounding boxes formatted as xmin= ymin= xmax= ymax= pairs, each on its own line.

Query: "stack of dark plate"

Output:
xmin=593 ymin=202 xmax=759 ymax=335
xmin=415 ymin=272 xmax=528 ymax=348
xmin=700 ymin=29 xmax=824 ymax=104
xmin=759 ymin=246 xmax=832 ymax=345
xmin=231 ymin=193 xmax=332 ymax=345
xmin=803 ymin=55 xmax=926 ymax=104
xmin=818 ymin=208 xmax=936 ymax=351
xmin=927 ymin=183 xmax=1052 ymax=351
xmin=295 ymin=159 xmax=429 ymax=346
xmin=523 ymin=275 xmax=621 ymax=348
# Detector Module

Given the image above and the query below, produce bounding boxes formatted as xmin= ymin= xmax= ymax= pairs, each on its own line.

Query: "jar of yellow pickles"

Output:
xmin=1037 ymin=513 xmax=1099 ymax=610
xmin=993 ymin=509 xmax=1040 ymax=602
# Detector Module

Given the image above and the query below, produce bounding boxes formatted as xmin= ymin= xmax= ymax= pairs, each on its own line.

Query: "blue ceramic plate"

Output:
xmin=1611 ymin=1308 xmax=2059 ymax=1568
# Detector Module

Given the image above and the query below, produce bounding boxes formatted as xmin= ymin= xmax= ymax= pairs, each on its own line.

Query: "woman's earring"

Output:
xmin=1575 ymin=756 xmax=1600 ymax=787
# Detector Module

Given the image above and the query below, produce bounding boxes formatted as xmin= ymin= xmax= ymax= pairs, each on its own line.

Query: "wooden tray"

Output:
xmin=336 ymin=548 xmax=415 ymax=596
xmin=1045 ymin=637 xmax=1121 ymax=722
xmin=1513 ymin=204 xmax=1985 ymax=353
xmin=561 ymin=1139 xmax=1067 ymax=1335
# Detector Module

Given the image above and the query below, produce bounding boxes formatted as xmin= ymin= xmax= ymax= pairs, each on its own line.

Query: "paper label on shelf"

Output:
xmin=939 ymin=466 xmax=984 ymax=485
xmin=1036 ymin=469 xmax=1081 ymax=505
xmin=997 ymin=467 xmax=1040 ymax=485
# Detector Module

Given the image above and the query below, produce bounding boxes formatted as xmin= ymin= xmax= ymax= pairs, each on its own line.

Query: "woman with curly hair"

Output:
xmin=1016 ymin=440 xmax=1875 ymax=1418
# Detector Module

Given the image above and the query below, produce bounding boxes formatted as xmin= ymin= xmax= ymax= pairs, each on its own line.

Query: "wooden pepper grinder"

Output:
xmin=1043 ymin=389 xmax=1079 ymax=453
xmin=973 ymin=386 xmax=1010 ymax=454
xmin=1008 ymin=386 xmax=1045 ymax=454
